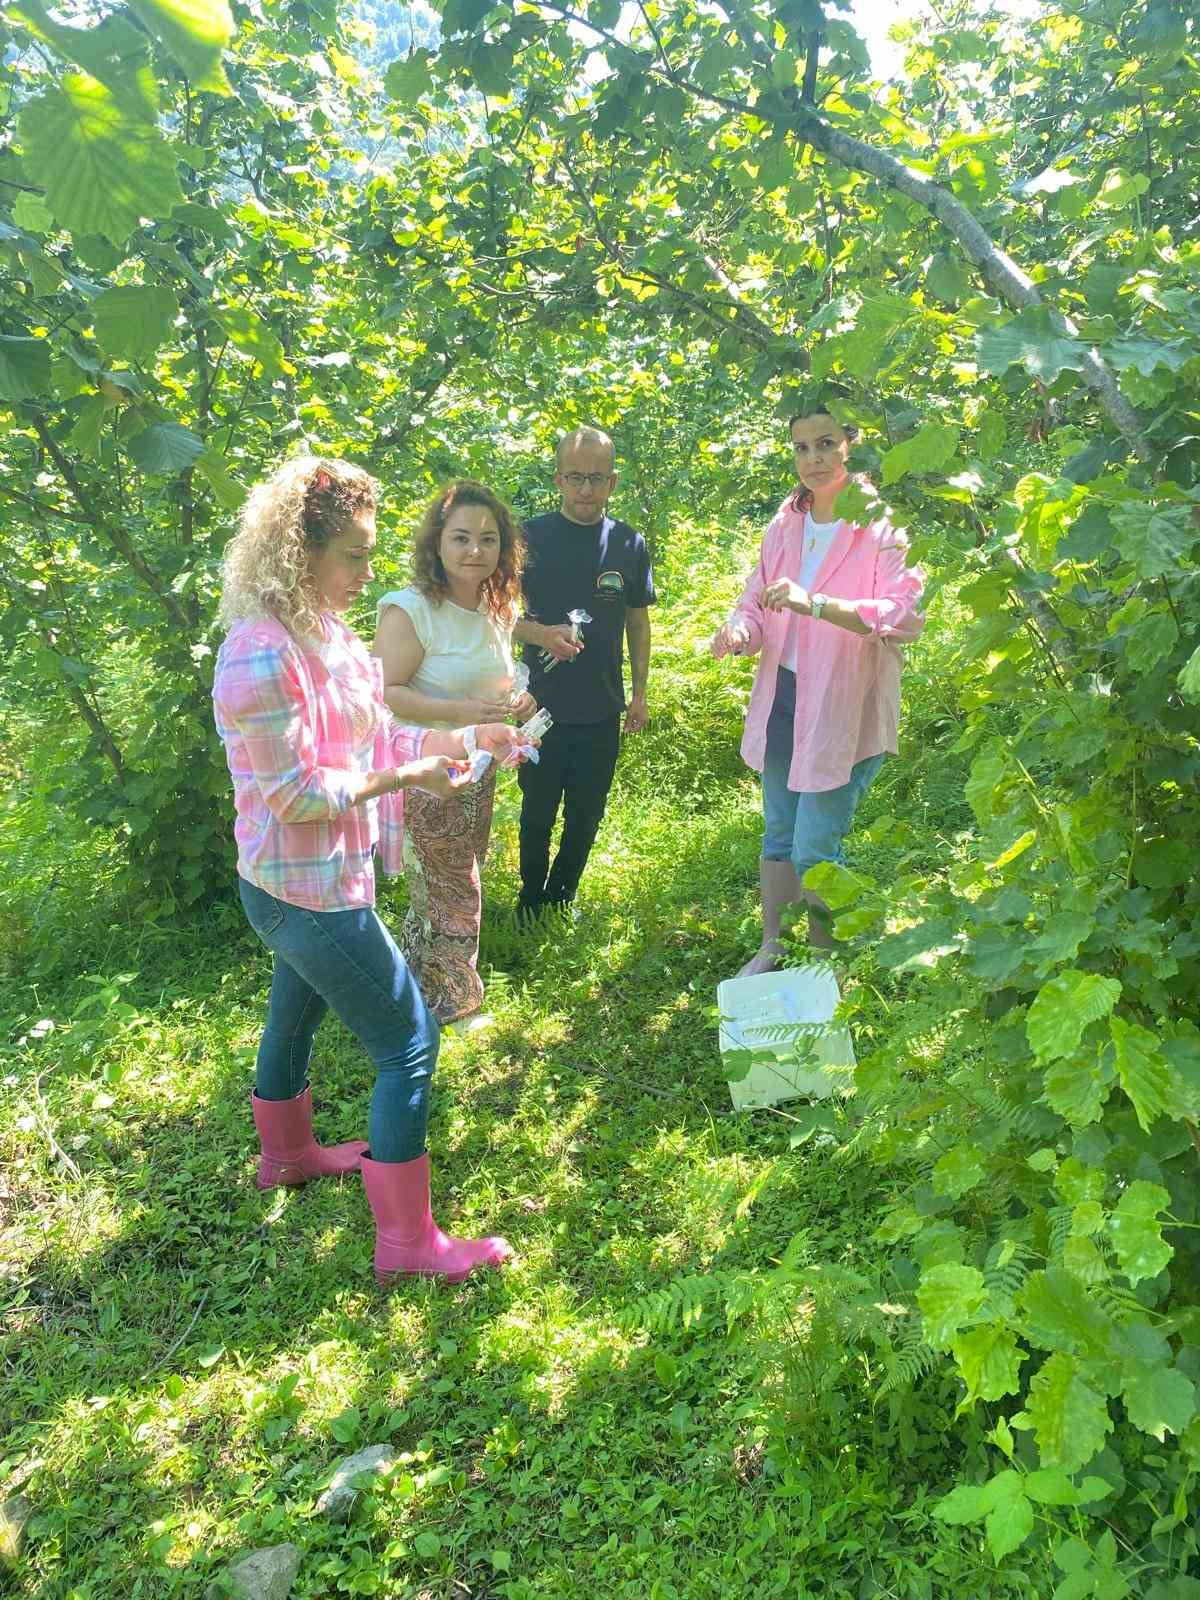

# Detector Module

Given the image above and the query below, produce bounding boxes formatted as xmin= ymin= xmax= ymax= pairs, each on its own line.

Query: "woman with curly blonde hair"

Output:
xmin=213 ymin=455 xmax=527 ymax=1286
xmin=375 ymin=482 xmax=532 ymax=1026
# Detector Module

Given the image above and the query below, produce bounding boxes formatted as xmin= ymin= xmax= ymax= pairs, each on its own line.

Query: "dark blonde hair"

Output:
xmin=411 ymin=481 xmax=525 ymax=620
xmin=220 ymin=455 xmax=379 ymax=636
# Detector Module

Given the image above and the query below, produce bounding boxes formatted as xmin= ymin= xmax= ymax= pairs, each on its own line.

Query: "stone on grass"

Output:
xmin=0 ymin=1496 xmax=33 ymax=1564
xmin=315 ymin=1444 xmax=397 ymax=1521
xmin=205 ymin=1542 xmax=301 ymax=1600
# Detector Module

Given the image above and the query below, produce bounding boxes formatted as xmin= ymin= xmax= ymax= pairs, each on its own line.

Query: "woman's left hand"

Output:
xmin=508 ymin=691 xmax=537 ymax=720
xmin=762 ymin=579 xmax=811 ymax=615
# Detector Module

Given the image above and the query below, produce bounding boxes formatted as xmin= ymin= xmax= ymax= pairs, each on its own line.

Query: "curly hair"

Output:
xmin=410 ymin=481 xmax=525 ymax=620
xmin=218 ymin=455 xmax=379 ymax=637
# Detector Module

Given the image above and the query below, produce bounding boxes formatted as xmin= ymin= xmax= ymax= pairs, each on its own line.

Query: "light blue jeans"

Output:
xmin=238 ymin=878 xmax=438 ymax=1164
xmin=761 ymin=669 xmax=885 ymax=876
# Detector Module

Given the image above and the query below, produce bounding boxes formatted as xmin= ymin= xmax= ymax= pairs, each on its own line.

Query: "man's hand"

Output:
xmin=457 ymin=696 xmax=515 ymax=723
xmin=623 ymin=693 xmax=649 ymax=735
xmin=711 ymin=620 xmax=751 ymax=657
xmin=761 ymin=579 xmax=811 ymax=615
xmin=537 ymin=622 xmax=585 ymax=662
xmin=508 ymin=690 xmax=537 ymax=720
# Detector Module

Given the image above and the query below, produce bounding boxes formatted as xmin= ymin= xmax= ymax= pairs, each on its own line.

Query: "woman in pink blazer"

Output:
xmin=711 ymin=402 xmax=925 ymax=973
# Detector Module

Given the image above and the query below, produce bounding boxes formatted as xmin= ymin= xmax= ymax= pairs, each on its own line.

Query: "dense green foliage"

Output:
xmin=3 ymin=0 xmax=1200 ymax=1594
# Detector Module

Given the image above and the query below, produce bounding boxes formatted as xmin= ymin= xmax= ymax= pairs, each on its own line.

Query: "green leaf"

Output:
xmin=984 ymin=1482 xmax=1034 ymax=1563
xmin=1025 ymin=1467 xmax=1080 ymax=1505
xmin=925 ymin=250 xmax=971 ymax=304
xmin=880 ymin=421 xmax=960 ymax=486
xmin=1124 ymin=611 xmax=1178 ymax=674
xmin=20 ymin=75 xmax=183 ymax=244
xmin=1180 ymin=647 xmax=1200 ymax=703
xmin=69 ymin=393 xmax=114 ymax=456
xmin=918 ymin=1262 xmax=986 ymax=1350
xmin=1042 ymin=1053 xmax=1107 ymax=1125
xmin=1111 ymin=504 xmax=1199 ymax=581
xmin=93 ymin=284 xmax=179 ymax=359
xmin=977 ymin=307 xmax=1087 ymax=384
xmin=1110 ymin=1180 xmax=1173 ymax=1284
xmin=953 ymin=1323 xmax=1024 ymax=1405
xmin=1121 ymin=1361 xmax=1196 ymax=1441
xmin=875 ymin=917 xmax=962 ymax=972
xmin=127 ymin=0 xmax=235 ymax=93
xmin=965 ymin=741 xmax=1012 ymax=824
xmin=0 ymin=334 xmax=52 ymax=401
xmin=1110 ymin=1017 xmax=1175 ymax=1132
xmin=1026 ymin=971 xmax=1121 ymax=1061
xmin=1020 ymin=1268 xmax=1114 ymax=1358
xmin=7 ymin=4 xmax=157 ymax=115
xmin=1025 ymin=1352 xmax=1112 ymax=1473
xmin=127 ymin=421 xmax=204 ymax=472
xmin=194 ymin=448 xmax=244 ymax=510
xmin=385 ymin=48 xmax=434 ymax=103
xmin=933 ymin=1144 xmax=985 ymax=1199
xmin=932 ymin=1482 xmax=990 ymax=1524
xmin=216 ymin=305 xmax=285 ymax=378
xmin=1104 ymin=337 xmax=1192 ymax=376
xmin=12 ymin=192 xmax=54 ymax=234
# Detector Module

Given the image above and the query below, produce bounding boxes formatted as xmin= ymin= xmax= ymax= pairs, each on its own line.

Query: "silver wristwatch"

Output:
xmin=810 ymin=592 xmax=828 ymax=622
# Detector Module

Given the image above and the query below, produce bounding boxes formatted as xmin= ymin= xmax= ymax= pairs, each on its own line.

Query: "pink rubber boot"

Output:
xmin=361 ymin=1152 xmax=512 ymax=1286
xmin=251 ymin=1086 xmax=368 ymax=1190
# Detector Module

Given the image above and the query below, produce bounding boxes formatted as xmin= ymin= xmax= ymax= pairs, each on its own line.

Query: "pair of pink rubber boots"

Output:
xmin=251 ymin=1087 xmax=511 ymax=1285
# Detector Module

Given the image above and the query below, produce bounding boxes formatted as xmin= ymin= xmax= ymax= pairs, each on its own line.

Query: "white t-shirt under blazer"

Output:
xmin=376 ymin=586 xmax=516 ymax=729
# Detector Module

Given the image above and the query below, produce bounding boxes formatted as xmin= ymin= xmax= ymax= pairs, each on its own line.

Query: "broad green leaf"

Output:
xmin=875 ymin=918 xmax=961 ymax=972
xmin=1024 ymin=1467 xmax=1078 ymax=1505
xmin=194 ymin=448 xmax=244 ymax=510
xmin=69 ymin=393 xmax=114 ymax=456
xmin=12 ymin=192 xmax=54 ymax=233
xmin=385 ymin=48 xmax=434 ymax=103
xmin=770 ymin=51 xmax=798 ymax=88
xmin=880 ymin=421 xmax=960 ymax=485
xmin=933 ymin=1482 xmax=990 ymax=1524
xmin=1121 ymin=1361 xmax=1196 ymax=1440
xmin=19 ymin=75 xmax=183 ymax=244
xmin=1124 ymin=611 xmax=1177 ymax=674
xmin=1110 ymin=1180 xmax=1173 ymax=1284
xmin=984 ymin=1482 xmax=1033 ymax=1563
xmin=801 ymin=860 xmax=870 ymax=911
xmin=1027 ymin=972 xmax=1121 ymax=1062
xmin=1180 ymin=647 xmax=1200 ymax=702
xmin=933 ymin=1145 xmax=986 ymax=1199
xmin=1025 ymin=1352 xmax=1112 ymax=1472
xmin=965 ymin=741 xmax=1012 ymax=824
xmin=1104 ymin=337 xmax=1192 ymax=376
xmin=1031 ymin=912 xmax=1092 ymax=967
xmin=918 ymin=1262 xmax=986 ymax=1349
xmin=0 ymin=335 xmax=52 ymax=401
xmin=977 ymin=307 xmax=1087 ymax=383
xmin=1111 ymin=504 xmax=1199 ymax=580
xmin=1020 ymin=1268 xmax=1113 ymax=1357
xmin=93 ymin=285 xmax=179 ymax=359
xmin=1110 ymin=1017 xmax=1174 ymax=1131
xmin=952 ymin=1323 xmax=1024 ymax=1404
xmin=128 ymin=421 xmax=204 ymax=472
xmin=7 ymin=4 xmax=157 ymax=116
xmin=1095 ymin=168 xmax=1149 ymax=207
xmin=925 ymin=250 xmax=971 ymax=304
xmin=217 ymin=305 xmax=285 ymax=378
xmin=127 ymin=0 xmax=234 ymax=93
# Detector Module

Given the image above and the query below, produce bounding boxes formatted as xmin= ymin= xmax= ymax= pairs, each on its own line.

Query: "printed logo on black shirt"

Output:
xmin=595 ymin=569 xmax=625 ymax=603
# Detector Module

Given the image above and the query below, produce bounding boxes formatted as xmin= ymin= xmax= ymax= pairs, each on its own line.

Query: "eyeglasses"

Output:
xmin=560 ymin=471 xmax=612 ymax=488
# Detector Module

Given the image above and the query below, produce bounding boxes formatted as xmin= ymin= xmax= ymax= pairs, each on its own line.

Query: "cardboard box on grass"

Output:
xmin=717 ymin=963 xmax=855 ymax=1111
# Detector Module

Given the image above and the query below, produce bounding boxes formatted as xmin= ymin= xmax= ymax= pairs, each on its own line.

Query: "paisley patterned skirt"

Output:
xmin=400 ymin=764 xmax=497 ymax=1024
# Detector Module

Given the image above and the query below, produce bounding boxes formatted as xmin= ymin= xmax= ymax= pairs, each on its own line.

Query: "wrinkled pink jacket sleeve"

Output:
xmin=854 ymin=532 xmax=925 ymax=642
xmin=727 ymin=514 xmax=782 ymax=657
xmin=214 ymin=634 xmax=360 ymax=823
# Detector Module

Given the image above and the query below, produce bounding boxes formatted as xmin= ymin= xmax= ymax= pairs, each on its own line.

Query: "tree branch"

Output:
xmin=30 ymin=415 xmax=193 ymax=630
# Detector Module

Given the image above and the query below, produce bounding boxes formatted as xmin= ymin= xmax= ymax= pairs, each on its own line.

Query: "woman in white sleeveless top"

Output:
xmin=375 ymin=482 xmax=531 ymax=1024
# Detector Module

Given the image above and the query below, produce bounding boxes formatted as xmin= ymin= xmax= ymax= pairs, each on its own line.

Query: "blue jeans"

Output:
xmin=238 ymin=878 xmax=438 ymax=1164
xmin=761 ymin=669 xmax=885 ymax=876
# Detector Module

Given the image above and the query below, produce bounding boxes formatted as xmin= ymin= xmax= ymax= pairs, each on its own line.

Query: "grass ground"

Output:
xmin=0 ymin=522 xmax=1034 ymax=1599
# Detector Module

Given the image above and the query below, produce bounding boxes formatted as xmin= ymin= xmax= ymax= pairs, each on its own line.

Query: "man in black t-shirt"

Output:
xmin=513 ymin=426 xmax=655 ymax=916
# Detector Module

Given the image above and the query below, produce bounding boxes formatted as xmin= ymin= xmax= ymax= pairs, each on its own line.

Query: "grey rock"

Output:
xmin=315 ymin=1443 xmax=397 ymax=1521
xmin=205 ymin=1542 xmax=301 ymax=1600
xmin=0 ymin=1496 xmax=32 ymax=1564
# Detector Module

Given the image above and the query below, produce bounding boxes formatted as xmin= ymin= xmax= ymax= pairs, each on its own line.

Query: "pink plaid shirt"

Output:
xmin=213 ymin=613 xmax=427 ymax=911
